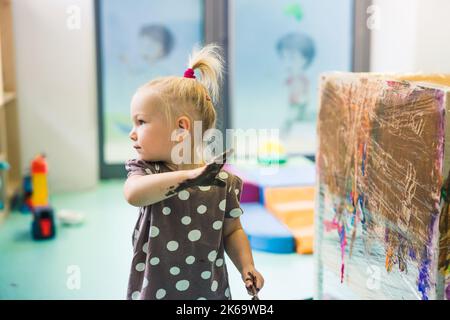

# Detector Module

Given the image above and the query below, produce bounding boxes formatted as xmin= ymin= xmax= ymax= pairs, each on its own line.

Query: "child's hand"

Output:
xmin=174 ymin=149 xmax=233 ymax=191
xmin=185 ymin=163 xmax=225 ymax=188
xmin=242 ymin=267 xmax=264 ymax=300
xmin=187 ymin=166 xmax=209 ymax=180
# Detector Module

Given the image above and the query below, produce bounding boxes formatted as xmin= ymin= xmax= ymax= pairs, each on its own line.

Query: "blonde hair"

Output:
xmin=138 ymin=43 xmax=224 ymax=133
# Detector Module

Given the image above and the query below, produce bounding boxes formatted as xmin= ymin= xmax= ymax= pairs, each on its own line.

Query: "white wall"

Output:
xmin=371 ymin=0 xmax=450 ymax=73
xmin=414 ymin=0 xmax=450 ymax=73
xmin=12 ymin=0 xmax=98 ymax=193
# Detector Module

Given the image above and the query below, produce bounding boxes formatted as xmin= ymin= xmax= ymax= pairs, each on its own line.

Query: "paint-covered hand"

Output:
xmin=242 ymin=267 xmax=264 ymax=300
xmin=175 ymin=149 xmax=233 ymax=191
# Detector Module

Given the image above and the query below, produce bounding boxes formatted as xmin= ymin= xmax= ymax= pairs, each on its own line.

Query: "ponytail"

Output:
xmin=187 ymin=43 xmax=224 ymax=103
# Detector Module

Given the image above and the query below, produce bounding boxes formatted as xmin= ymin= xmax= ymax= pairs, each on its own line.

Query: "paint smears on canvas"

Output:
xmin=315 ymin=73 xmax=450 ymax=300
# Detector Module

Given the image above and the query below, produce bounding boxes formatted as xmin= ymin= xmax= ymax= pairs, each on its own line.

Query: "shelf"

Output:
xmin=0 ymin=91 xmax=16 ymax=107
xmin=6 ymin=177 xmax=20 ymax=199
xmin=0 ymin=0 xmax=20 ymax=223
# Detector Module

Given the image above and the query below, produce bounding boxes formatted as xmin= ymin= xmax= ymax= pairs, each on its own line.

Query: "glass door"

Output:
xmin=96 ymin=0 xmax=205 ymax=178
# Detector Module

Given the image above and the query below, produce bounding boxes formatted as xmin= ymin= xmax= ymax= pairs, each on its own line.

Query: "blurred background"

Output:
xmin=0 ymin=0 xmax=449 ymax=300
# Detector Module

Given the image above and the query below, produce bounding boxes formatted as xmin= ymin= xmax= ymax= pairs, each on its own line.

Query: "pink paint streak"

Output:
xmin=324 ymin=218 xmax=347 ymax=283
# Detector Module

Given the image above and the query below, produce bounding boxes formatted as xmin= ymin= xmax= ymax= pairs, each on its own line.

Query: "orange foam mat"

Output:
xmin=263 ymin=186 xmax=315 ymax=254
xmin=292 ymin=226 xmax=314 ymax=254
xmin=264 ymin=187 xmax=314 ymax=224
xmin=264 ymin=186 xmax=315 ymax=205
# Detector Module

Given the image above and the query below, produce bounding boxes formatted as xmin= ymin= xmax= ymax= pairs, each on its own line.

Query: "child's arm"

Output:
xmin=124 ymin=169 xmax=196 ymax=207
xmin=223 ymin=218 xmax=264 ymax=294
xmin=125 ymin=150 xmax=231 ymax=207
xmin=223 ymin=218 xmax=254 ymax=271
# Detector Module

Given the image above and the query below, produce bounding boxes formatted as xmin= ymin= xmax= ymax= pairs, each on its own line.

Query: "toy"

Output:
xmin=29 ymin=154 xmax=56 ymax=240
xmin=22 ymin=174 xmax=32 ymax=212
xmin=58 ymin=209 xmax=85 ymax=226
xmin=32 ymin=206 xmax=56 ymax=239
xmin=257 ymin=141 xmax=287 ymax=165
xmin=9 ymin=174 xmax=32 ymax=213
xmin=31 ymin=154 xmax=49 ymax=208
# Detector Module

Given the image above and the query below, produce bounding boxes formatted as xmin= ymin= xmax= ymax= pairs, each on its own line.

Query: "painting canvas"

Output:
xmin=315 ymin=73 xmax=450 ymax=300
xmin=231 ymin=0 xmax=354 ymax=156
xmin=97 ymin=0 xmax=204 ymax=164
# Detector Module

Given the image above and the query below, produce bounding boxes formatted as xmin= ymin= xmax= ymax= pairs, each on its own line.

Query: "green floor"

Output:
xmin=0 ymin=180 xmax=314 ymax=300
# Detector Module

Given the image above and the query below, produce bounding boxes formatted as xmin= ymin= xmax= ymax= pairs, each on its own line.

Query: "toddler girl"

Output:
xmin=123 ymin=44 xmax=264 ymax=300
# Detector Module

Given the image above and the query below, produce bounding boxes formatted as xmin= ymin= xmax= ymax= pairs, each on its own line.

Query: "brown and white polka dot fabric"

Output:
xmin=124 ymin=159 xmax=244 ymax=300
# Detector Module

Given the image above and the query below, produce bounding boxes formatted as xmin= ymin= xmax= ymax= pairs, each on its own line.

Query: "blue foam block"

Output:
xmin=240 ymin=203 xmax=295 ymax=254
xmin=228 ymin=156 xmax=316 ymax=188
xmin=245 ymin=165 xmax=315 ymax=188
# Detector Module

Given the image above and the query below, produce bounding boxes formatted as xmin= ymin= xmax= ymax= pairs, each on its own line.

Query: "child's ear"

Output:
xmin=177 ymin=116 xmax=191 ymax=132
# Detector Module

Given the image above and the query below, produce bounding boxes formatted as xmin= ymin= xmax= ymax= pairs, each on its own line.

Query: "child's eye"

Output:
xmin=137 ymin=120 xmax=146 ymax=125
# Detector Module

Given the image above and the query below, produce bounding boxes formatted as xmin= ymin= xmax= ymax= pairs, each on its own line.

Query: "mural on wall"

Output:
xmin=119 ymin=24 xmax=175 ymax=74
xmin=316 ymin=73 xmax=450 ymax=300
xmin=97 ymin=0 xmax=203 ymax=164
xmin=232 ymin=0 xmax=353 ymax=155
xmin=277 ymin=31 xmax=316 ymax=135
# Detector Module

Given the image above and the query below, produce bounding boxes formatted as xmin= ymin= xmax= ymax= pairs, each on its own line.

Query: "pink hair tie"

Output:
xmin=184 ymin=68 xmax=196 ymax=79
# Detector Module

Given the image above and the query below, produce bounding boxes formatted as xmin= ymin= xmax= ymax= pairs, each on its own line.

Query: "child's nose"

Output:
xmin=129 ymin=129 xmax=137 ymax=141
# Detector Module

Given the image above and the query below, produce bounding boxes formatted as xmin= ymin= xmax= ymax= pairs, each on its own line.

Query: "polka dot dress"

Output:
xmin=125 ymin=159 xmax=244 ymax=300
